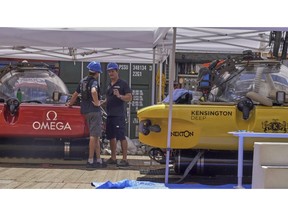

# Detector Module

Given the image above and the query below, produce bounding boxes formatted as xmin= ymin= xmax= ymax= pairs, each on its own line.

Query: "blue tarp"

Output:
xmin=162 ymin=89 xmax=192 ymax=103
xmin=92 ymin=179 xmax=167 ymax=189
xmin=91 ymin=179 xmax=252 ymax=189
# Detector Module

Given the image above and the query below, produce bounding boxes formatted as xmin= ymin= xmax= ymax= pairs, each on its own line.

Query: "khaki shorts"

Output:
xmin=84 ymin=112 xmax=102 ymax=137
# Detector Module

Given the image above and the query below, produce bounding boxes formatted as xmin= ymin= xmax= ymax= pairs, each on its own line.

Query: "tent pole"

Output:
xmin=152 ymin=47 xmax=156 ymax=104
xmin=159 ymin=60 xmax=163 ymax=102
xmin=165 ymin=27 xmax=176 ymax=184
xmin=81 ymin=61 xmax=84 ymax=79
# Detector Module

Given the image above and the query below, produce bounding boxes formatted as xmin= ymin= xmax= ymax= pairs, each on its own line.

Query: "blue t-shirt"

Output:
xmin=106 ymin=79 xmax=131 ymax=117
xmin=76 ymin=76 xmax=101 ymax=114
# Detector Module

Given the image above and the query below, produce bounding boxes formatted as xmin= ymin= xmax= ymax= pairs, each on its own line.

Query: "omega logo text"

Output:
xmin=32 ymin=110 xmax=72 ymax=131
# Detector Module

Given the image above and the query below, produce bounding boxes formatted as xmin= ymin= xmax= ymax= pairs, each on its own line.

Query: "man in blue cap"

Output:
xmin=66 ymin=61 xmax=106 ymax=168
xmin=104 ymin=62 xmax=132 ymax=167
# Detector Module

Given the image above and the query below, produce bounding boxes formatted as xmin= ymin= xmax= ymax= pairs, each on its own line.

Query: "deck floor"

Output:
xmin=0 ymin=155 xmax=166 ymax=189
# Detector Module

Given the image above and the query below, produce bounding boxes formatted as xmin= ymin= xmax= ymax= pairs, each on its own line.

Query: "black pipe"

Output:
xmin=174 ymin=149 xmax=253 ymax=176
xmin=0 ymin=137 xmax=89 ymax=159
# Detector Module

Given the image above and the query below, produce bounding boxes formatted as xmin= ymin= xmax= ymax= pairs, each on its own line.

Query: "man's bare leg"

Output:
xmin=110 ymin=138 xmax=117 ymax=161
xmin=121 ymin=138 xmax=128 ymax=161
xmin=88 ymin=136 xmax=96 ymax=163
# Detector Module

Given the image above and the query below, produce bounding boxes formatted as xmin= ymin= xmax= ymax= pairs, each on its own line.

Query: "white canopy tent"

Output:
xmin=158 ymin=27 xmax=274 ymax=55
xmin=0 ymin=27 xmax=163 ymax=63
xmin=0 ymin=27 xmax=275 ymax=63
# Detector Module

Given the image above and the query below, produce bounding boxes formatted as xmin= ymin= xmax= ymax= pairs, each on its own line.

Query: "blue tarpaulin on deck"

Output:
xmin=92 ymin=179 xmax=167 ymax=189
xmin=91 ymin=179 xmax=251 ymax=189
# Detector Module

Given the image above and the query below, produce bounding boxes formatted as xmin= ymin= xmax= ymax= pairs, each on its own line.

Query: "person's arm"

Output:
xmin=66 ymin=91 xmax=79 ymax=107
xmin=100 ymin=98 xmax=106 ymax=105
xmin=91 ymin=86 xmax=100 ymax=107
xmin=114 ymin=82 xmax=133 ymax=102
xmin=117 ymin=92 xmax=132 ymax=102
